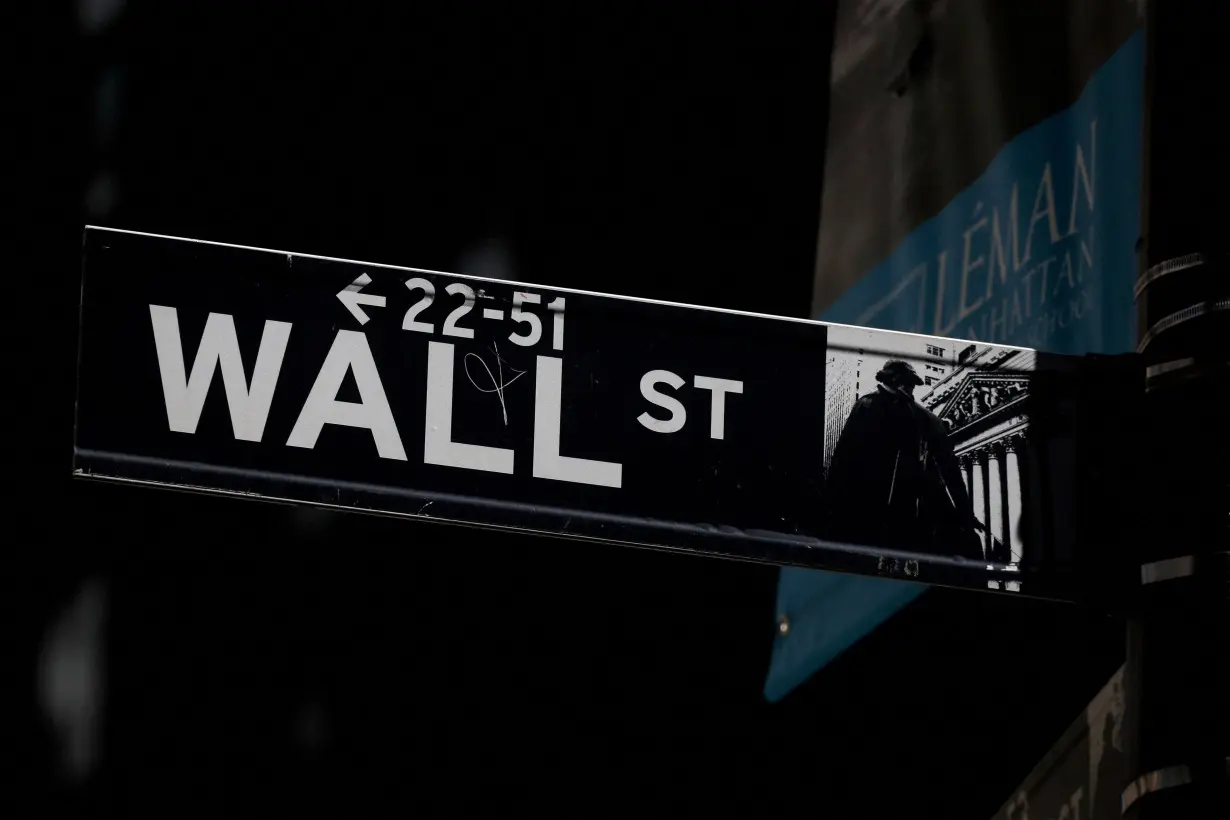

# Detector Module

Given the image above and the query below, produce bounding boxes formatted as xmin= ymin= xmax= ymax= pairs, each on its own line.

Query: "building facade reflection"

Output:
xmin=920 ymin=344 xmax=1034 ymax=589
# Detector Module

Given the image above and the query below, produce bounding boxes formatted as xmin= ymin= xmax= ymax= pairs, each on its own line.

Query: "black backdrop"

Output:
xmin=13 ymin=2 xmax=1123 ymax=817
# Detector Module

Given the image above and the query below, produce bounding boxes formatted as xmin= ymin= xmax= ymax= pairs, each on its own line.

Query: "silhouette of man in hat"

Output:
xmin=822 ymin=359 xmax=984 ymax=560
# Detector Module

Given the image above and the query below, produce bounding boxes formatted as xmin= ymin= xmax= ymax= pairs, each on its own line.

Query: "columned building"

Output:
xmin=919 ymin=345 xmax=1034 ymax=590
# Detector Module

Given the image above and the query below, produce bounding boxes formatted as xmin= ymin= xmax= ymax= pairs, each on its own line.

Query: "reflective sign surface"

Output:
xmin=73 ymin=227 xmax=1134 ymax=598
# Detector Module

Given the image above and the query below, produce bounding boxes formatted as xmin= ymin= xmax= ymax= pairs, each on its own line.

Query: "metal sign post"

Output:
xmin=1120 ymin=2 xmax=1230 ymax=818
xmin=72 ymin=227 xmax=1135 ymax=600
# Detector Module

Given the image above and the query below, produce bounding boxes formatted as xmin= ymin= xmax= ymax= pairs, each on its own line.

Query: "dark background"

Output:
xmin=13 ymin=2 xmax=1122 ymax=816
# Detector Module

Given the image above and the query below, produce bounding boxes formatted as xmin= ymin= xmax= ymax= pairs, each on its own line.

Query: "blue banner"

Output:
xmin=766 ymin=29 xmax=1143 ymax=702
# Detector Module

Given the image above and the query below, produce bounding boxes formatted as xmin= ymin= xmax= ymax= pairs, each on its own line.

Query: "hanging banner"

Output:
xmin=72 ymin=228 xmax=1129 ymax=596
xmin=767 ymin=0 xmax=1144 ymax=701
xmin=994 ymin=667 xmax=1128 ymax=820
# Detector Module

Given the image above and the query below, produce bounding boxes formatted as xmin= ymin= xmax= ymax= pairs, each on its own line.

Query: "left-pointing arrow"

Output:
xmin=337 ymin=273 xmax=386 ymax=325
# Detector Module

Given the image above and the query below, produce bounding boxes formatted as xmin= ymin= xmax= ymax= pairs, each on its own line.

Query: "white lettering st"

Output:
xmin=637 ymin=369 xmax=743 ymax=440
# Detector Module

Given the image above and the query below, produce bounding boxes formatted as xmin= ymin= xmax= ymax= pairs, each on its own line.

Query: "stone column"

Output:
xmin=960 ymin=455 xmax=973 ymax=493
xmin=969 ymin=452 xmax=986 ymax=561
xmin=1003 ymin=437 xmax=1024 ymax=566
xmin=986 ymin=446 xmax=1005 ymax=563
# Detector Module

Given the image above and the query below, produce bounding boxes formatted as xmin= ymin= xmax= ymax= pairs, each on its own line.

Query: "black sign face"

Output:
xmin=74 ymin=227 xmax=1124 ymax=597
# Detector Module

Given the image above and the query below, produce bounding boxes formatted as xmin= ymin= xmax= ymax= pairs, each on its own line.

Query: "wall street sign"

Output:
xmin=72 ymin=227 xmax=1137 ymax=599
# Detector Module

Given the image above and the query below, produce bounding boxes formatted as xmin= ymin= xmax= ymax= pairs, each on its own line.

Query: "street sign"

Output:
xmin=73 ymin=227 xmax=1134 ymax=598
